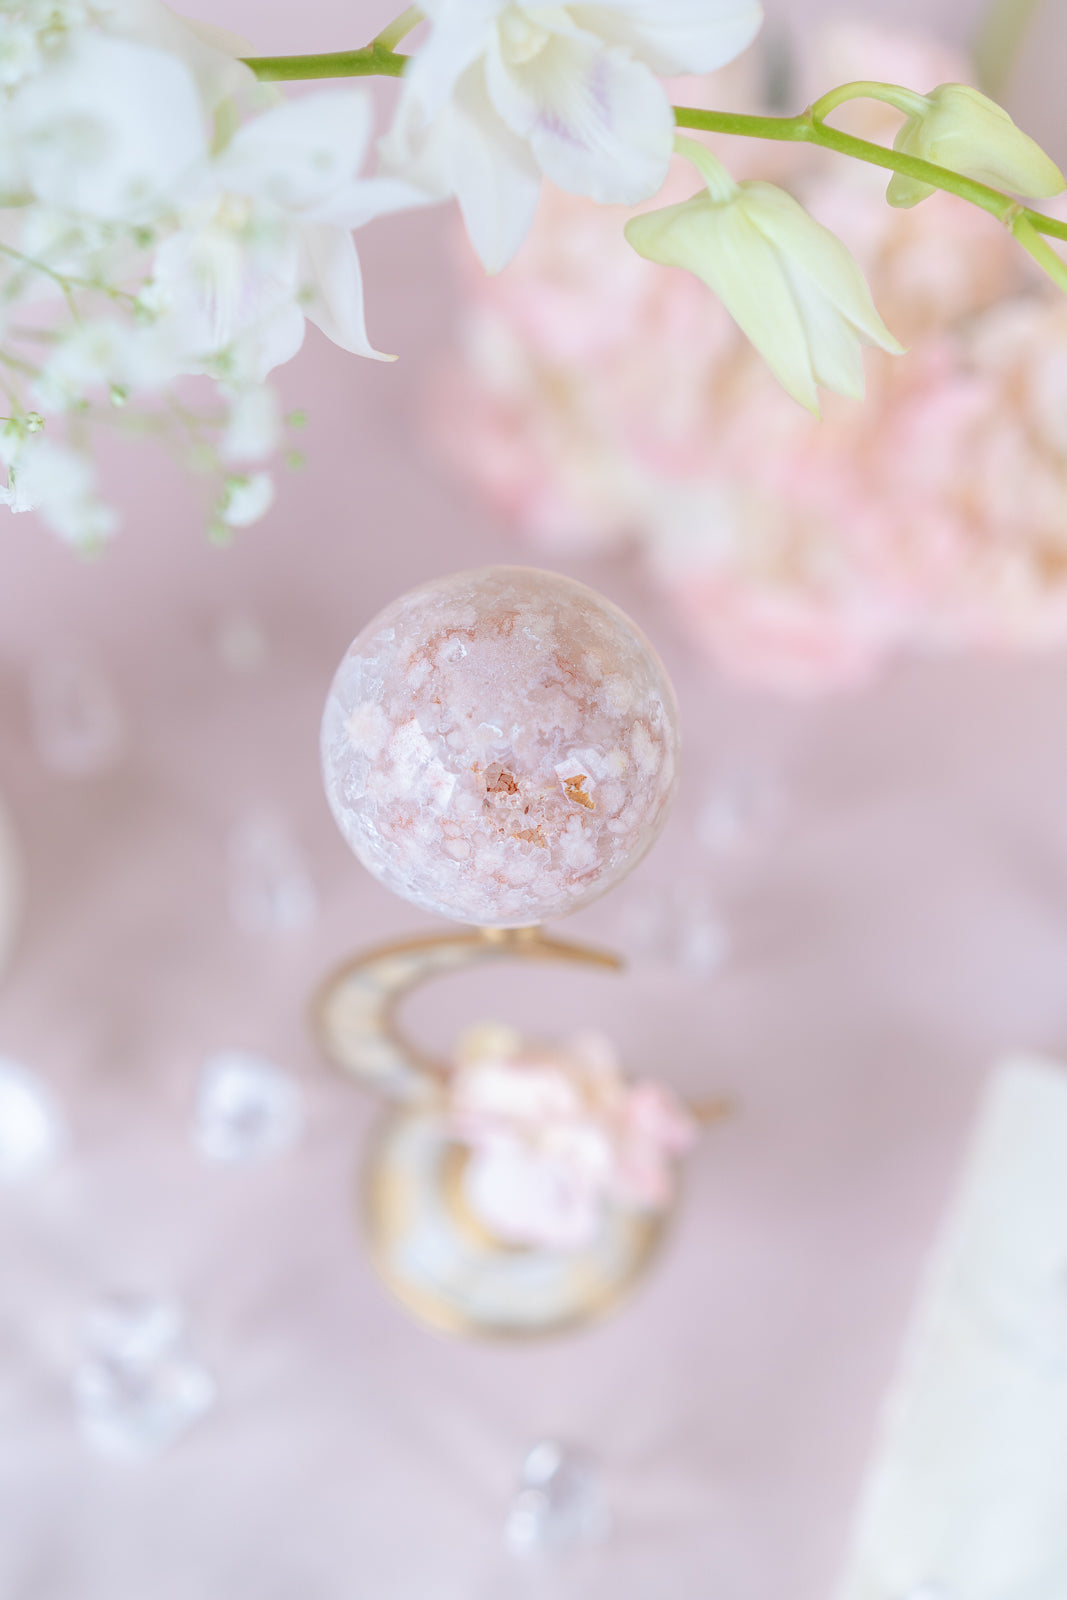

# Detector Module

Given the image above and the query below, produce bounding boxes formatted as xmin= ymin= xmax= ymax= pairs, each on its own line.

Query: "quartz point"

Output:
xmin=0 ymin=1056 xmax=64 ymax=1181
xmin=321 ymin=567 xmax=679 ymax=926
xmin=215 ymin=611 xmax=268 ymax=675
xmin=192 ymin=1049 xmax=303 ymax=1163
xmin=29 ymin=656 xmax=123 ymax=776
xmin=696 ymin=764 xmax=785 ymax=857
xmin=73 ymin=1294 xmax=215 ymax=1459
xmin=504 ymin=1440 xmax=610 ymax=1554
xmin=622 ymin=880 xmax=730 ymax=977
xmin=226 ymin=811 xmax=317 ymax=933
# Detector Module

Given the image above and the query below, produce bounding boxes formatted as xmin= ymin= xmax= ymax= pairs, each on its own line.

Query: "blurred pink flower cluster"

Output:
xmin=446 ymin=1023 xmax=696 ymax=1251
xmin=434 ymin=25 xmax=1067 ymax=693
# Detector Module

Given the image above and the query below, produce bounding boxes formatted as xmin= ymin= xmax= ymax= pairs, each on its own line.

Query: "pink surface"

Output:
xmin=2 ymin=2 xmax=1067 ymax=1595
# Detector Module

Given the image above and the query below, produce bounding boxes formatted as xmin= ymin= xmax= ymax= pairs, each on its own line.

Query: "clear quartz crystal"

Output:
xmin=696 ymin=763 xmax=785 ymax=857
xmin=505 ymin=1440 xmax=610 ymax=1555
xmin=215 ymin=612 xmax=268 ymax=676
xmin=28 ymin=655 xmax=124 ymax=776
xmin=192 ymin=1049 xmax=304 ymax=1163
xmin=0 ymin=1056 xmax=64 ymax=1180
xmin=226 ymin=811 xmax=317 ymax=933
xmin=622 ymin=878 xmax=730 ymax=977
xmin=73 ymin=1294 xmax=215 ymax=1459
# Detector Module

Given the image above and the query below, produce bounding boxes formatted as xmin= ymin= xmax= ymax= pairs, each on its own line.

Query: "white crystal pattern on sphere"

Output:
xmin=321 ymin=568 xmax=679 ymax=926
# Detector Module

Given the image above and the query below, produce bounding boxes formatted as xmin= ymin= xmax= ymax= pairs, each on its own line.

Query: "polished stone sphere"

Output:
xmin=321 ymin=567 xmax=679 ymax=926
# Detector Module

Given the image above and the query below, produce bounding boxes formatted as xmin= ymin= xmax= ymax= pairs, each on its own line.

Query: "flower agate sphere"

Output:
xmin=321 ymin=568 xmax=679 ymax=925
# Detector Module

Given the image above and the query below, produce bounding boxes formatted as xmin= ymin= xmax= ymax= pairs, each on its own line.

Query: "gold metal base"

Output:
xmin=362 ymin=1107 xmax=668 ymax=1339
xmin=314 ymin=924 xmax=687 ymax=1340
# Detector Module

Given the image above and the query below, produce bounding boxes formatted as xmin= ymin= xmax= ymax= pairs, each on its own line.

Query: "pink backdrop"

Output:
xmin=2 ymin=1 xmax=1067 ymax=1594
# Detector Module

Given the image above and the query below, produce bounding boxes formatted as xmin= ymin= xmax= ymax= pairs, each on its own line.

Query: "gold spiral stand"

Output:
xmin=312 ymin=927 xmax=678 ymax=1339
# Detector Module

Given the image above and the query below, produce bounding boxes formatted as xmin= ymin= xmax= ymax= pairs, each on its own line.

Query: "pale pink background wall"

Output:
xmin=2 ymin=2 xmax=1067 ymax=1596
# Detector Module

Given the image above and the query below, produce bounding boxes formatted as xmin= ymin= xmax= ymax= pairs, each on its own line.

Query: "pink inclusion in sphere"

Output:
xmin=321 ymin=567 xmax=680 ymax=926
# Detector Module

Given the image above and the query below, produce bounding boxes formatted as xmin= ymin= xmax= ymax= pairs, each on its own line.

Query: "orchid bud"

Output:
xmin=625 ymin=139 xmax=903 ymax=415
xmin=888 ymin=83 xmax=1065 ymax=208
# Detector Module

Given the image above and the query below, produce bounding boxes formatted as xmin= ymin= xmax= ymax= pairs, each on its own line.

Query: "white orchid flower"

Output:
xmin=0 ymin=6 xmax=436 ymax=543
xmin=887 ymin=83 xmax=1065 ymax=209
xmin=145 ymin=206 xmax=307 ymax=382
xmin=625 ymin=139 xmax=904 ymax=414
xmin=10 ymin=32 xmax=209 ymax=221
xmin=381 ymin=0 xmax=764 ymax=272
xmin=97 ymin=0 xmax=256 ymax=111
xmin=147 ymin=90 xmax=431 ymax=377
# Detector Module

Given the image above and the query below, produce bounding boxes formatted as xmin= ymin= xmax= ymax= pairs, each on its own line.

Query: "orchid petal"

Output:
xmin=99 ymin=0 xmax=255 ymax=108
xmin=218 ymin=91 xmax=374 ymax=214
xmin=12 ymin=33 xmax=207 ymax=221
xmin=448 ymin=63 xmax=542 ymax=272
xmin=307 ymin=176 xmax=439 ymax=231
xmin=298 ymin=224 xmax=394 ymax=362
xmin=626 ymin=171 xmax=904 ymax=411
xmin=785 ymin=265 xmax=866 ymax=399
xmin=401 ymin=5 xmax=498 ymax=124
xmin=378 ymin=84 xmax=455 ymax=200
xmin=627 ymin=197 xmax=820 ymax=411
xmin=743 ymin=182 xmax=903 ymax=356
xmin=569 ymin=0 xmax=763 ymax=76
xmin=242 ymin=302 xmax=307 ymax=382
xmin=485 ymin=23 xmax=672 ymax=204
xmin=148 ymin=216 xmax=304 ymax=378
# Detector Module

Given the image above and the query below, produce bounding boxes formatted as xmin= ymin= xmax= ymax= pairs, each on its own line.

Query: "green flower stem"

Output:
xmin=810 ymin=79 xmax=928 ymax=123
xmin=235 ymin=26 xmax=1067 ymax=293
xmin=673 ymin=104 xmax=1067 ymax=269
xmin=1013 ymin=213 xmax=1067 ymax=292
xmin=241 ymin=42 xmax=408 ymax=81
xmin=0 ymin=240 xmax=140 ymax=311
xmin=673 ymin=135 xmax=737 ymax=199
xmin=0 ymin=240 xmax=81 ymax=322
xmin=373 ymin=6 xmax=423 ymax=52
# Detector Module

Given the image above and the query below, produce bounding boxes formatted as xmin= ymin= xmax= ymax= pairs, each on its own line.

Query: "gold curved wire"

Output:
xmin=311 ymin=923 xmax=623 ymax=1103
xmin=314 ymin=922 xmax=730 ymax=1338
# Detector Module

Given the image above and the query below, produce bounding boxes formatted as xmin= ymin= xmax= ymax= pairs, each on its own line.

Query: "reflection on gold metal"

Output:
xmin=692 ymin=1096 xmax=734 ymax=1126
xmin=314 ymin=921 xmax=704 ymax=1341
xmin=312 ymin=924 xmax=621 ymax=1103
